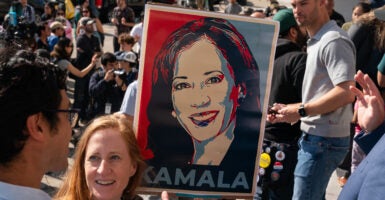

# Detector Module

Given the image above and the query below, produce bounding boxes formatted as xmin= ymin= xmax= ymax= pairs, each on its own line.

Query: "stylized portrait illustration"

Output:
xmin=135 ymin=5 xmax=278 ymax=196
xmin=149 ymin=17 xmax=260 ymax=166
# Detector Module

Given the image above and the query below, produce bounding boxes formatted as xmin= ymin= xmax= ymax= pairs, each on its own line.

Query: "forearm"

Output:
xmin=96 ymin=20 xmax=104 ymax=33
xmin=80 ymin=62 xmax=95 ymax=77
xmin=304 ymin=81 xmax=355 ymax=116
xmin=122 ymin=21 xmax=134 ymax=27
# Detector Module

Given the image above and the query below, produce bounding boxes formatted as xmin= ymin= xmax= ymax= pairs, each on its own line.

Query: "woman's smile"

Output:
xmin=189 ymin=110 xmax=219 ymax=127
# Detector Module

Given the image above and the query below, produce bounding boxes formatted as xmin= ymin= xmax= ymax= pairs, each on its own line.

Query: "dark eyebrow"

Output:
xmin=172 ymin=70 xmax=224 ymax=81
xmin=172 ymin=76 xmax=187 ymax=82
xmin=204 ymin=70 xmax=223 ymax=76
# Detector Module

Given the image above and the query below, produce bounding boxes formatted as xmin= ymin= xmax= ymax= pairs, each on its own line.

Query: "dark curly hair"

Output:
xmin=0 ymin=45 xmax=67 ymax=165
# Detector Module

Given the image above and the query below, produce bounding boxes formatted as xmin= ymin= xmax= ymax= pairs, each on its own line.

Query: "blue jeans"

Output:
xmin=293 ymin=133 xmax=350 ymax=200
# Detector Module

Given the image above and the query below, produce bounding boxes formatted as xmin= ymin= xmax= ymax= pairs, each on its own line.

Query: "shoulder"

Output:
xmin=129 ymin=80 xmax=138 ymax=91
xmin=57 ymin=59 xmax=70 ymax=66
xmin=320 ymin=27 xmax=354 ymax=50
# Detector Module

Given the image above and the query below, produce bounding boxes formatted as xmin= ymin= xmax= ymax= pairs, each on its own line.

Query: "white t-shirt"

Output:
xmin=0 ymin=181 xmax=51 ymax=200
xmin=130 ymin=22 xmax=143 ymax=46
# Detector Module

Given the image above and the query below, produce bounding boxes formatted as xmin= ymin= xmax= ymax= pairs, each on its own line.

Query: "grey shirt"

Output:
xmin=57 ymin=59 xmax=71 ymax=71
xmin=301 ymin=21 xmax=356 ymax=138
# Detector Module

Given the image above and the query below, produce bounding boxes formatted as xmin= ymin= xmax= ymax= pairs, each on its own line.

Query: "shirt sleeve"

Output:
xmin=377 ymin=54 xmax=385 ymax=74
xmin=355 ymin=121 xmax=385 ymax=154
xmin=120 ymin=81 xmax=137 ymax=116
xmin=323 ymin=34 xmax=356 ymax=85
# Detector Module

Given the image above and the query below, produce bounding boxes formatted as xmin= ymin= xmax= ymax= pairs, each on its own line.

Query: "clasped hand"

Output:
xmin=267 ymin=103 xmax=301 ymax=124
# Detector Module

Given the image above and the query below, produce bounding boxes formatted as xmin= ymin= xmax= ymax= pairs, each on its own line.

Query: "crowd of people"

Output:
xmin=2 ymin=0 xmax=385 ymax=199
xmin=0 ymin=0 xmax=142 ymax=127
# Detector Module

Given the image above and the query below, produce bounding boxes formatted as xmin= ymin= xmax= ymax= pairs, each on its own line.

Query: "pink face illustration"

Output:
xmin=171 ymin=37 xmax=239 ymax=142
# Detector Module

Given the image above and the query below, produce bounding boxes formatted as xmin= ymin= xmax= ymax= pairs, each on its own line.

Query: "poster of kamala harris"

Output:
xmin=134 ymin=4 xmax=278 ymax=197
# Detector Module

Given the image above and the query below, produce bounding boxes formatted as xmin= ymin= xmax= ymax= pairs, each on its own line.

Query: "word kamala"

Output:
xmin=144 ymin=166 xmax=249 ymax=189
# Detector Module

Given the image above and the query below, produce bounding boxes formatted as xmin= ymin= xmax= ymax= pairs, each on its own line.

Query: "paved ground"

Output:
xmin=41 ymin=7 xmax=348 ymax=198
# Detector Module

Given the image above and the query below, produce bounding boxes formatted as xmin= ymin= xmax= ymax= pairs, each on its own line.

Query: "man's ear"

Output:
xmin=25 ymin=113 xmax=45 ymax=142
xmin=171 ymin=110 xmax=177 ymax=118
xmin=289 ymin=26 xmax=298 ymax=40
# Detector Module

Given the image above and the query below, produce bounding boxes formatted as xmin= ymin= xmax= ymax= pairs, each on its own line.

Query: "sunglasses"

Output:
xmin=82 ymin=10 xmax=89 ymax=13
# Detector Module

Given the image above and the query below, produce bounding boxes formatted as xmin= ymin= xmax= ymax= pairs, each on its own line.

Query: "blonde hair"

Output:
xmin=54 ymin=114 xmax=146 ymax=200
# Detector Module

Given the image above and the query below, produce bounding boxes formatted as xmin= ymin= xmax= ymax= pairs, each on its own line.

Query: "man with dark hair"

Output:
xmin=74 ymin=17 xmax=101 ymax=124
xmin=36 ymin=21 xmax=51 ymax=51
xmin=256 ymin=8 xmax=307 ymax=200
xmin=89 ymin=52 xmax=125 ymax=118
xmin=0 ymin=46 xmax=72 ymax=199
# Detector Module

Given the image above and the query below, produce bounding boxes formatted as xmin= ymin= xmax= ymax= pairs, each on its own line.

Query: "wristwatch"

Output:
xmin=298 ymin=103 xmax=307 ymax=117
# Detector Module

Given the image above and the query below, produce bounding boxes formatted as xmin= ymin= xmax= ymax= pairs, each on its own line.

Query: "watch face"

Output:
xmin=299 ymin=106 xmax=306 ymax=117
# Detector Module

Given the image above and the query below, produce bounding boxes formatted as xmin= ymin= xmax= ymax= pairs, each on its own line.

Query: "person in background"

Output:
xmin=48 ymin=21 xmax=66 ymax=52
xmin=54 ymin=114 xmax=146 ymax=200
xmin=224 ymin=0 xmax=243 ymax=15
xmin=342 ymin=2 xmax=371 ymax=31
xmin=74 ymin=0 xmax=99 ymax=24
xmin=337 ymin=5 xmax=382 ymax=188
xmin=256 ymin=8 xmax=307 ymax=200
xmin=115 ymin=33 xmax=136 ymax=56
xmin=130 ymin=12 xmax=144 ymax=52
xmin=36 ymin=21 xmax=51 ymax=52
xmin=76 ymin=6 xmax=104 ymax=46
xmin=9 ymin=0 xmax=35 ymax=25
xmin=89 ymin=52 xmax=125 ymax=118
xmin=55 ymin=8 xmax=73 ymax=41
xmin=268 ymin=0 xmax=356 ymax=199
xmin=116 ymin=51 xmax=138 ymax=87
xmin=111 ymin=0 xmax=135 ymax=52
xmin=51 ymin=37 xmax=98 ymax=79
xmin=119 ymin=80 xmax=138 ymax=122
xmin=0 ymin=45 xmax=71 ymax=200
xmin=41 ymin=1 xmax=56 ymax=23
xmin=349 ymin=9 xmax=385 ymax=89
xmin=265 ymin=0 xmax=287 ymax=18
xmin=325 ymin=0 xmax=345 ymax=27
xmin=74 ymin=16 xmax=102 ymax=125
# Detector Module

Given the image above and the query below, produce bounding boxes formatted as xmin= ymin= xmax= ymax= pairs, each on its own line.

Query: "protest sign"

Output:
xmin=134 ymin=4 xmax=279 ymax=197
